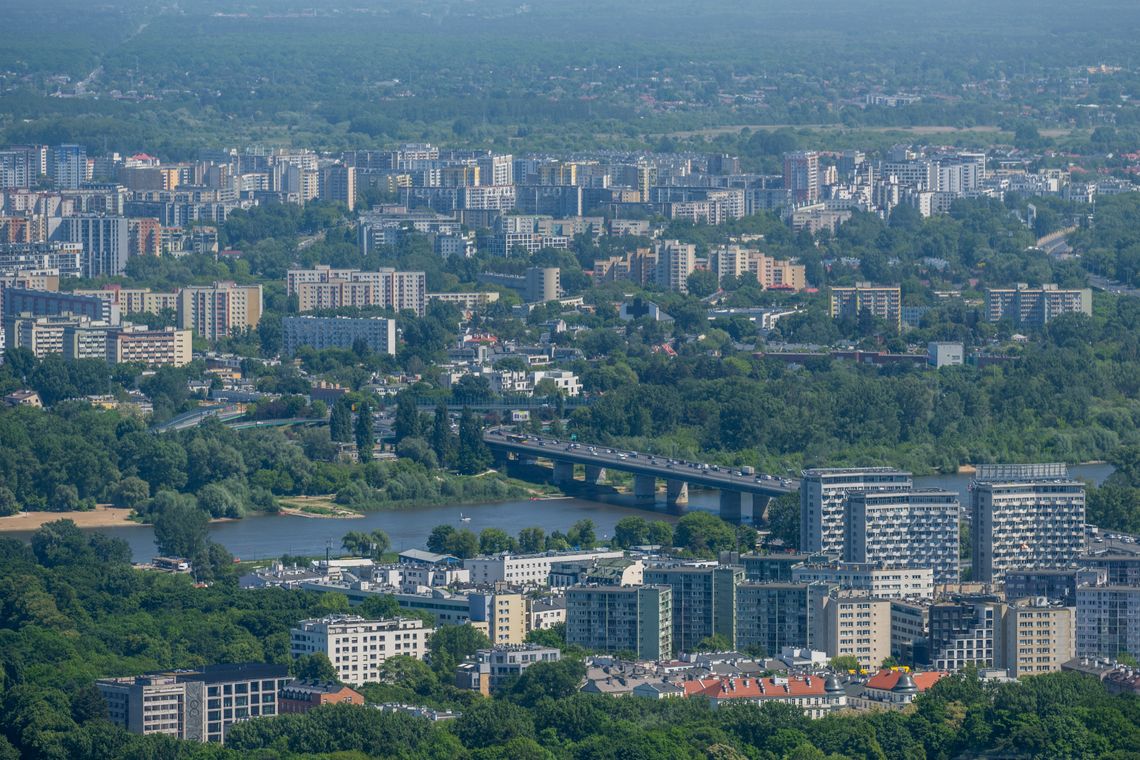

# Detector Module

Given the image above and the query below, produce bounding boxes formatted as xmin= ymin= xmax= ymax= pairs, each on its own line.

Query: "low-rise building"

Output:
xmin=278 ymin=680 xmax=365 ymax=713
xmin=846 ymin=669 xmax=950 ymax=711
xmin=683 ymin=674 xmax=847 ymax=718
xmin=454 ymin=644 xmax=562 ymax=695
xmin=465 ymin=549 xmax=625 ymax=587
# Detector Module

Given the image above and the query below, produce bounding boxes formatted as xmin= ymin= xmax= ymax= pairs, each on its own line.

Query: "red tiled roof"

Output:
xmin=683 ymin=676 xmax=826 ymax=700
xmin=865 ymin=669 xmax=950 ymax=692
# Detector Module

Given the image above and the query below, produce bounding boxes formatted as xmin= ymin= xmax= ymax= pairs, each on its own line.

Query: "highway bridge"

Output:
xmin=484 ymin=429 xmax=798 ymax=523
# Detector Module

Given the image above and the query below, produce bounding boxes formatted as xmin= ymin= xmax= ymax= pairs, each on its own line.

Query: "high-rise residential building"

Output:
xmin=281 ymin=315 xmax=396 ymax=357
xmin=736 ymin=582 xmax=832 ymax=655
xmin=800 ymin=467 xmax=912 ymax=556
xmin=1002 ymin=597 xmax=1075 ymax=678
xmin=128 ymin=218 xmax=163 ymax=257
xmin=177 ymin=282 xmax=263 ymax=340
xmin=111 ymin=328 xmax=193 ymax=367
xmin=1075 ymin=585 xmax=1140 ymax=660
xmin=828 ymin=283 xmax=902 ymax=328
xmin=320 ymin=165 xmax=357 ymax=212
xmin=814 ymin=592 xmax=892 ymax=669
xmin=59 ymin=215 xmax=130 ymax=277
xmin=476 ymin=154 xmax=514 ymax=187
xmin=654 ymin=240 xmax=696 ymax=293
xmin=1003 ymin=568 xmax=1106 ymax=607
xmin=565 ymin=584 xmax=672 ymax=660
xmin=707 ymin=246 xmax=807 ymax=291
xmin=2 ymin=287 xmax=119 ymax=323
xmin=643 ymin=563 xmax=743 ymax=653
xmin=51 ymin=144 xmax=87 ymax=189
xmin=287 ymin=266 xmax=426 ymax=317
xmin=845 ymin=489 xmax=961 ymax=585
xmin=783 ymin=151 xmax=820 ymax=205
xmin=97 ymin=663 xmax=292 ymax=744
xmin=970 ymin=464 xmax=1086 ymax=584
xmin=985 ymin=284 xmax=1092 ymax=326
xmin=0 ymin=147 xmax=37 ymax=188
xmin=290 ymin=616 xmax=434 ymax=685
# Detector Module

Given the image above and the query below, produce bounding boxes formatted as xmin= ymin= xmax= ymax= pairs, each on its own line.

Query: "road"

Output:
xmin=1088 ymin=274 xmax=1140 ymax=298
xmin=484 ymin=429 xmax=798 ymax=497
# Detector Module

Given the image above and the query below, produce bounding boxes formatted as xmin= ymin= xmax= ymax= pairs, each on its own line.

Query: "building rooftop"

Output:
xmin=684 ymin=675 xmax=829 ymax=700
xmin=865 ymin=669 xmax=949 ymax=693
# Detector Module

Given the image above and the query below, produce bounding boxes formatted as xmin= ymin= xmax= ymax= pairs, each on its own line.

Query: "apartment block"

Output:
xmin=464 ymin=549 xmax=624 ymax=587
xmin=643 ymin=563 xmax=743 ymax=653
xmin=800 ymin=467 xmax=912 ymax=556
xmin=2 ymin=286 xmax=119 ymax=323
xmin=970 ymin=464 xmax=1086 ymax=583
xmin=828 ymin=283 xmax=902 ymax=328
xmin=287 ymin=265 xmax=426 ymax=316
xmin=290 ymin=616 xmax=434 ymax=686
xmin=281 ymin=315 xmax=397 ymax=357
xmin=565 ymin=584 xmax=673 ymax=660
xmin=58 ymin=215 xmax=130 ymax=278
xmin=1002 ymin=597 xmax=1075 ymax=678
xmin=889 ymin=600 xmax=929 ymax=659
xmin=736 ymin=582 xmax=832 ymax=656
xmin=455 ymin=644 xmax=561 ymax=695
xmin=112 ymin=328 xmax=193 ymax=367
xmin=74 ymin=286 xmax=179 ymax=316
xmin=654 ymin=240 xmax=696 ymax=293
xmin=928 ymin=596 xmax=1004 ymax=671
xmin=177 ymin=282 xmax=263 ymax=340
xmin=784 ymin=151 xmax=820 ymax=204
xmin=1003 ymin=567 xmax=1106 ymax=607
xmin=97 ymin=663 xmax=291 ymax=744
xmin=320 ymin=165 xmax=357 ymax=212
xmin=815 ymin=593 xmax=892 ymax=670
xmin=844 ymin=489 xmax=960 ymax=585
xmin=1075 ymin=586 xmax=1140 ymax=660
xmin=792 ymin=562 xmax=935 ymax=600
xmin=985 ymin=284 xmax=1092 ymax=326
xmin=740 ymin=553 xmax=818 ymax=583
xmin=708 ymin=246 xmax=807 ymax=291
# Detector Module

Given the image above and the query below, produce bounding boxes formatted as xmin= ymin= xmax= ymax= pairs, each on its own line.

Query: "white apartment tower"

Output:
xmin=290 ymin=616 xmax=434 ymax=686
xmin=845 ymin=489 xmax=960 ymax=585
xmin=800 ymin=468 xmax=912 ymax=556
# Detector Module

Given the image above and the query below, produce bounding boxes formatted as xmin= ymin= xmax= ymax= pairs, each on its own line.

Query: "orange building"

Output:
xmin=278 ymin=680 xmax=365 ymax=714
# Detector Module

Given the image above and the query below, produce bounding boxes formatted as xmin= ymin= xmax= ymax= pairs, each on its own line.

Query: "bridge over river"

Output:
xmin=484 ymin=429 xmax=798 ymax=523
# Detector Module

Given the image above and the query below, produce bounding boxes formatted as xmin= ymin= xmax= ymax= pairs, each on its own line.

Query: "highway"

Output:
xmin=484 ymin=428 xmax=798 ymax=497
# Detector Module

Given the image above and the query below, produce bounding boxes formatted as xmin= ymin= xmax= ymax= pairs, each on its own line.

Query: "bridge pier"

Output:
xmin=666 ymin=480 xmax=689 ymax=508
xmin=584 ymin=464 xmax=607 ymax=485
xmin=752 ymin=495 xmax=772 ymax=524
xmin=552 ymin=460 xmax=575 ymax=486
xmin=719 ymin=490 xmax=743 ymax=523
xmin=633 ymin=474 xmax=657 ymax=502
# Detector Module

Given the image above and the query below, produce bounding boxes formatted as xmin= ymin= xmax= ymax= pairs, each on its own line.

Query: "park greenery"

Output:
xmin=4 ymin=529 xmax=1140 ymax=758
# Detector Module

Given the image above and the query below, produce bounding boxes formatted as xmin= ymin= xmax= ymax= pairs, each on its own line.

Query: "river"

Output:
xmin=13 ymin=463 xmax=1116 ymax=561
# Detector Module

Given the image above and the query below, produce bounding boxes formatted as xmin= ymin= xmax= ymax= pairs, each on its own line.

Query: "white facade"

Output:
xmin=792 ymin=563 xmax=934 ymax=600
xmin=465 ymin=549 xmax=626 ymax=586
xmin=800 ymin=468 xmax=913 ymax=556
xmin=282 ymin=315 xmax=396 ymax=357
xmin=845 ymin=489 xmax=960 ymax=585
xmin=290 ymin=616 xmax=434 ymax=685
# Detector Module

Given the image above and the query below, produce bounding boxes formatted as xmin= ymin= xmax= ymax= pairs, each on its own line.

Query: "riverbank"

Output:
xmin=0 ymin=506 xmax=141 ymax=533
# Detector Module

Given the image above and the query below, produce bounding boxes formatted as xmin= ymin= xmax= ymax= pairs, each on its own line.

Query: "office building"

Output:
xmin=985 ymin=284 xmax=1092 ymax=326
xmin=97 ymin=663 xmax=292 ymax=744
xmin=928 ymin=596 xmax=1004 ymax=671
xmin=59 ymin=215 xmax=130 ymax=278
xmin=290 ymin=616 xmax=434 ymax=685
xmin=800 ymin=467 xmax=912 ymax=556
xmin=736 ymin=582 xmax=831 ymax=655
xmin=643 ymin=563 xmax=743 ymax=652
xmin=970 ymin=464 xmax=1086 ymax=583
xmin=793 ymin=558 xmax=934 ymax=601
xmin=783 ymin=151 xmax=820 ymax=205
xmin=845 ymin=489 xmax=960 ymax=585
xmin=565 ymin=584 xmax=673 ymax=660
xmin=282 ymin=315 xmax=397 ymax=357
xmin=1075 ymin=586 xmax=1140 ymax=660
xmin=287 ymin=266 xmax=426 ymax=317
xmin=815 ymin=592 xmax=892 ymax=669
xmin=1002 ymin=597 xmax=1075 ymax=678
xmin=454 ymin=644 xmax=561 ymax=695
xmin=177 ymin=282 xmax=263 ymax=340
xmin=829 ymin=283 xmax=902 ymax=328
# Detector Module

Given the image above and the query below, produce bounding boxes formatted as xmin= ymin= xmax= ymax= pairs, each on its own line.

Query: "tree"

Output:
xmin=329 ymin=397 xmax=353 ymax=442
xmin=111 ymin=477 xmax=150 ymax=510
xmin=674 ymin=511 xmax=736 ymax=556
xmin=355 ymin=400 xmax=374 ymax=462
xmin=456 ymin=406 xmax=491 ymax=475
xmin=614 ymin=516 xmax=650 ymax=548
xmin=452 ymin=698 xmax=535 ymax=749
xmin=395 ymin=393 xmax=420 ymax=442
xmin=431 ymin=402 xmax=454 ymax=467
xmin=506 ymin=659 xmax=586 ymax=705
xmin=342 ymin=529 xmax=390 ymax=558
xmin=479 ymin=527 xmax=517 ymax=555
xmin=830 ymin=655 xmax=862 ymax=673
xmin=292 ymin=653 xmax=339 ymax=682
xmin=0 ymin=486 xmax=19 ymax=517
xmin=686 ymin=268 xmax=719 ymax=298
xmin=647 ymin=521 xmax=675 ymax=547
xmin=429 ymin=624 xmax=490 ymax=678
xmin=567 ymin=519 xmax=596 ymax=548
xmin=153 ymin=498 xmax=209 ymax=559
xmin=427 ymin=524 xmax=456 ymax=554
xmin=766 ymin=493 xmax=800 ymax=548
xmin=517 ymin=526 xmax=546 ymax=553
xmin=445 ymin=529 xmax=480 ymax=559
xmin=695 ymin=633 xmax=734 ymax=653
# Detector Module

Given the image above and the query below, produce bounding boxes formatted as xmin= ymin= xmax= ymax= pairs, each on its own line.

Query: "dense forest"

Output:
xmin=2 ymin=531 xmax=1140 ymax=759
